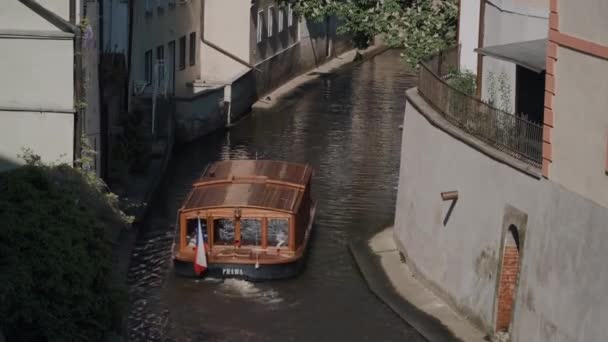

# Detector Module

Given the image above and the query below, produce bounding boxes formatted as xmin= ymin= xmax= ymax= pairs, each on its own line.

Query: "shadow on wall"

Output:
xmin=0 ymin=155 xmax=21 ymax=173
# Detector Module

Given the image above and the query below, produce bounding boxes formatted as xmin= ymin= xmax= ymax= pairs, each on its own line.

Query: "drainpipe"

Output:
xmin=73 ymin=6 xmax=85 ymax=163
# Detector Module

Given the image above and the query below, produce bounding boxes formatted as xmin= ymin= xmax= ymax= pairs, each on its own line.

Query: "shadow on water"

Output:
xmin=127 ymin=50 xmax=435 ymax=342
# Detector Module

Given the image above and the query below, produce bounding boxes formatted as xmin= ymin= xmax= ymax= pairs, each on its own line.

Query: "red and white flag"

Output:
xmin=194 ymin=218 xmax=208 ymax=275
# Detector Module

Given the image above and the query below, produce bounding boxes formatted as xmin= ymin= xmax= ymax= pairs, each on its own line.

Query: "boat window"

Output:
xmin=186 ymin=218 xmax=207 ymax=248
xmin=267 ymin=218 xmax=289 ymax=248
xmin=241 ymin=218 xmax=262 ymax=246
xmin=213 ymin=218 xmax=235 ymax=245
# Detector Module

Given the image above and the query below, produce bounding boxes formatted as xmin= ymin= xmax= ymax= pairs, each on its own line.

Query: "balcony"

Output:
xmin=417 ymin=48 xmax=543 ymax=168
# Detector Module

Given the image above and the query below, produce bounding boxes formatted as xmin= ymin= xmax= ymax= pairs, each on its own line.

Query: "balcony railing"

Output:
xmin=417 ymin=48 xmax=543 ymax=168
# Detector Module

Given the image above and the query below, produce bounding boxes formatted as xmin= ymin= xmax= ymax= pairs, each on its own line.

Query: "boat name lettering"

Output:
xmin=222 ymin=268 xmax=244 ymax=276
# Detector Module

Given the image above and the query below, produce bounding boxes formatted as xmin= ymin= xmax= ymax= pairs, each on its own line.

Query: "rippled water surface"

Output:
xmin=127 ymin=50 xmax=423 ymax=341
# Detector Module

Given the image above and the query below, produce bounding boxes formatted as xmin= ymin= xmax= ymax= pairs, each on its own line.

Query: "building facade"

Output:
xmin=129 ymin=0 xmax=351 ymax=143
xmin=393 ymin=0 xmax=608 ymax=341
xmin=543 ymin=0 xmax=608 ymax=207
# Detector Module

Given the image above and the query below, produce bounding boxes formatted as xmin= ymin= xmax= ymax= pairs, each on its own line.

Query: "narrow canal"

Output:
xmin=127 ymin=50 xmax=423 ymax=342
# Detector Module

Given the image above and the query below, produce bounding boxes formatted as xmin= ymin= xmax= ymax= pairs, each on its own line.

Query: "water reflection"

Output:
xmin=127 ymin=50 xmax=421 ymax=342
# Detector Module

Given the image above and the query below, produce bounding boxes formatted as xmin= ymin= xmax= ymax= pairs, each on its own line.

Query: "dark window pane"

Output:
xmin=179 ymin=36 xmax=186 ymax=70
xmin=145 ymin=50 xmax=152 ymax=84
xmin=267 ymin=218 xmax=289 ymax=247
xmin=213 ymin=219 xmax=235 ymax=245
xmin=241 ymin=219 xmax=262 ymax=246
xmin=189 ymin=32 xmax=196 ymax=66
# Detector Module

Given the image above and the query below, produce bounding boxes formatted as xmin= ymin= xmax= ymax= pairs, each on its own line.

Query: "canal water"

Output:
xmin=127 ymin=50 xmax=423 ymax=342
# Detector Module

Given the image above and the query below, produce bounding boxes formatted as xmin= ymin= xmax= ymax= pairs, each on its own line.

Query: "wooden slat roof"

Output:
xmin=182 ymin=160 xmax=312 ymax=213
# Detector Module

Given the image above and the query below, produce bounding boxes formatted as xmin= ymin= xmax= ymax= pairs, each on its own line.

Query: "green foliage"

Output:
xmin=0 ymin=160 xmax=128 ymax=340
xmin=487 ymin=70 xmax=512 ymax=113
xmin=447 ymin=68 xmax=477 ymax=96
xmin=278 ymin=0 xmax=458 ymax=65
xmin=111 ymin=111 xmax=151 ymax=175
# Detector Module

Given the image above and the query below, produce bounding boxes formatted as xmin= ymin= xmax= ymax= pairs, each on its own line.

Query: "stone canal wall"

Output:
xmin=394 ymin=88 xmax=608 ymax=342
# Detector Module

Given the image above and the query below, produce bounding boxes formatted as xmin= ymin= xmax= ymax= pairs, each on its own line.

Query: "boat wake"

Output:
xmin=214 ymin=278 xmax=284 ymax=305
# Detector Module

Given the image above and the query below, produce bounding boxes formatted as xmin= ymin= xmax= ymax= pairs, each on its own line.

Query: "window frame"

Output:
xmin=267 ymin=6 xmax=274 ymax=38
xmin=212 ymin=217 xmax=236 ymax=246
xmin=239 ymin=217 xmax=263 ymax=247
xmin=189 ymin=32 xmax=196 ymax=66
xmin=178 ymin=35 xmax=186 ymax=70
xmin=266 ymin=217 xmax=290 ymax=249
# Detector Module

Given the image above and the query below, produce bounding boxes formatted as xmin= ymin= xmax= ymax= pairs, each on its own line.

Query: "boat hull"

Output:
xmin=173 ymin=257 xmax=307 ymax=281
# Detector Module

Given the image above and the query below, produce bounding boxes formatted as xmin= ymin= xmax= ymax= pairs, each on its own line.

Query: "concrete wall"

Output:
xmin=174 ymin=87 xmax=225 ymax=143
xmin=200 ymin=0 xmax=250 ymax=82
xmin=458 ymin=0 xmax=480 ymax=72
xmin=130 ymin=0 xmax=201 ymax=98
xmin=394 ymin=89 xmax=608 ymax=341
xmin=550 ymin=48 xmax=608 ymax=208
xmin=480 ymin=0 xmax=548 ymax=112
xmin=559 ymin=0 xmax=608 ymax=46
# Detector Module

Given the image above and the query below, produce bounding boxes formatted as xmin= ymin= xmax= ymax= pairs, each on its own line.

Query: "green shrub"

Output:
xmin=0 ymin=164 xmax=127 ymax=341
xmin=447 ymin=68 xmax=477 ymax=96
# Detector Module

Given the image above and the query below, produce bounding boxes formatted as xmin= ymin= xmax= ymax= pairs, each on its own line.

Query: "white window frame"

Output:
xmin=268 ymin=6 xmax=274 ymax=37
xmin=257 ymin=10 xmax=264 ymax=42
xmin=278 ymin=7 xmax=284 ymax=32
xmin=288 ymin=4 xmax=293 ymax=27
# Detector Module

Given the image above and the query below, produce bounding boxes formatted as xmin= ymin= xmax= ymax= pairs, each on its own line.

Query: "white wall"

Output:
xmin=458 ymin=0 xmax=480 ymax=72
xmin=395 ymin=89 xmax=608 ymax=341
xmin=551 ymin=48 xmax=608 ymax=208
xmin=0 ymin=38 xmax=74 ymax=110
xmin=0 ymin=111 xmax=74 ymax=169
xmin=200 ymin=0 xmax=250 ymax=82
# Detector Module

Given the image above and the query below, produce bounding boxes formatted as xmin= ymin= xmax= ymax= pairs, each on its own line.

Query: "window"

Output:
xmin=144 ymin=50 xmax=152 ymax=84
xmin=186 ymin=218 xmax=207 ymax=248
xmin=189 ymin=32 xmax=196 ymax=66
xmin=156 ymin=45 xmax=164 ymax=87
xmin=267 ymin=218 xmax=289 ymax=248
xmin=257 ymin=10 xmax=264 ymax=43
xmin=278 ymin=7 xmax=284 ymax=32
xmin=213 ymin=219 xmax=235 ymax=245
xmin=267 ymin=6 xmax=274 ymax=37
xmin=178 ymin=35 xmax=186 ymax=70
xmin=241 ymin=219 xmax=262 ymax=246
xmin=288 ymin=4 xmax=293 ymax=27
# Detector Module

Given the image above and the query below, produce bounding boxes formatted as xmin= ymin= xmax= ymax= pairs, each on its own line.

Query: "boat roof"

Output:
xmin=181 ymin=160 xmax=313 ymax=213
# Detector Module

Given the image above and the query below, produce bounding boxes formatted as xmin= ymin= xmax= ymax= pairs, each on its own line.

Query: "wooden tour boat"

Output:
xmin=172 ymin=159 xmax=316 ymax=281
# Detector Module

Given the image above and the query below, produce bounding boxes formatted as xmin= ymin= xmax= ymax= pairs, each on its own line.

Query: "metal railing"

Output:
xmin=417 ymin=48 xmax=543 ymax=168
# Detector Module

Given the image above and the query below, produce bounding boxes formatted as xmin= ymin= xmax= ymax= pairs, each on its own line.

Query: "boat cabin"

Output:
xmin=172 ymin=160 xmax=316 ymax=280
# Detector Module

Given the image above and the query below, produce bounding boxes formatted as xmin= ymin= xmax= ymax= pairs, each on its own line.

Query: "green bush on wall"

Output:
xmin=0 ymin=163 xmax=127 ymax=341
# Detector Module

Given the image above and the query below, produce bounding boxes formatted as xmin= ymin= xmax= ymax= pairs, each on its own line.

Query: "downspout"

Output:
xmin=73 ymin=5 xmax=84 ymax=163
xmin=475 ymin=0 xmax=486 ymax=98
xmin=127 ymin=0 xmax=135 ymax=112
